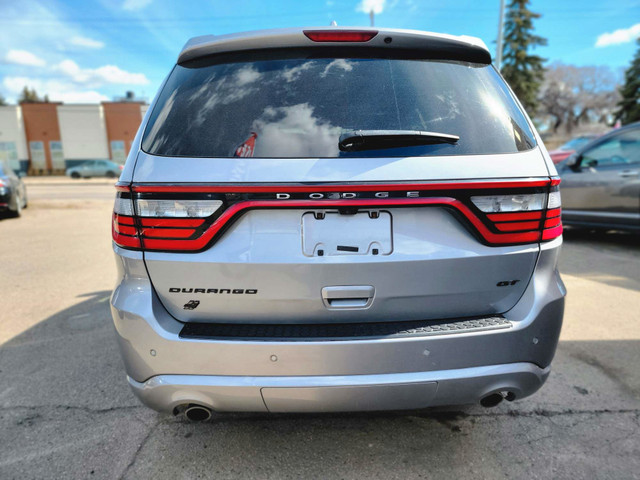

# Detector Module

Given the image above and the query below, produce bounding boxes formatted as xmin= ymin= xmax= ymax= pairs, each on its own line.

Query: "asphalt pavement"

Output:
xmin=1 ymin=178 xmax=638 ymax=479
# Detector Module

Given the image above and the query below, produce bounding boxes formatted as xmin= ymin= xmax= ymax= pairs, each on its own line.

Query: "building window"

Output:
xmin=29 ymin=141 xmax=46 ymax=170
xmin=111 ymin=140 xmax=126 ymax=164
xmin=50 ymin=141 xmax=65 ymax=169
xmin=0 ymin=142 xmax=19 ymax=172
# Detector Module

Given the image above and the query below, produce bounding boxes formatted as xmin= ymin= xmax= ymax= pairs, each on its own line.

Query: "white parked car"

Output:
xmin=67 ymin=160 xmax=123 ymax=179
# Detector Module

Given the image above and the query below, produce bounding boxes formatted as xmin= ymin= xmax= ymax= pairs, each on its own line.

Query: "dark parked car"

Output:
xmin=0 ymin=160 xmax=27 ymax=218
xmin=558 ymin=122 xmax=640 ymax=231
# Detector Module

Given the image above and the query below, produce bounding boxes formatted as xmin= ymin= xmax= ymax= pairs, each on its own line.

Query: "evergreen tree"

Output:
xmin=0 ymin=93 xmax=7 ymax=106
xmin=500 ymin=0 xmax=547 ymax=114
xmin=615 ymin=38 xmax=640 ymax=125
xmin=18 ymin=86 xmax=43 ymax=103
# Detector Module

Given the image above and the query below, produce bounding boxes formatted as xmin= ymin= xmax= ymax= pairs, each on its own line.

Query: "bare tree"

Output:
xmin=538 ymin=63 xmax=620 ymax=134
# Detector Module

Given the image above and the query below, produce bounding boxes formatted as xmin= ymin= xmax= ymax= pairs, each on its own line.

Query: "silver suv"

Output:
xmin=110 ymin=27 xmax=565 ymax=420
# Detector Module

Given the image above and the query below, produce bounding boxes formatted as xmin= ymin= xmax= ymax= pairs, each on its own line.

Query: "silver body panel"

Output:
xmin=111 ymin=27 xmax=565 ymax=413
xmin=129 ymin=363 xmax=550 ymax=413
xmin=111 ymin=239 xmax=564 ymax=412
xmin=145 ymin=207 xmax=539 ymax=323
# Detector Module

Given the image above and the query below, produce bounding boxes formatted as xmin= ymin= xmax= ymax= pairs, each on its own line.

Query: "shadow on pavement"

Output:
xmin=560 ymin=227 xmax=640 ymax=291
xmin=1 ymin=291 xmax=639 ymax=479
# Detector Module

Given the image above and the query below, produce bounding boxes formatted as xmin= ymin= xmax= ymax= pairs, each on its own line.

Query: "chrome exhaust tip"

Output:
xmin=183 ymin=404 xmax=212 ymax=422
xmin=480 ymin=393 xmax=504 ymax=408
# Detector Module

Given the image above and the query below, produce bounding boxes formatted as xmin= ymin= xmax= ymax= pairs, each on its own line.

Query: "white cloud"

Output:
xmin=321 ymin=59 xmax=353 ymax=77
xmin=3 ymin=49 xmax=46 ymax=67
xmin=234 ymin=66 xmax=261 ymax=86
xmin=356 ymin=0 xmax=386 ymax=14
xmin=69 ymin=36 xmax=104 ymax=49
xmin=54 ymin=59 xmax=149 ymax=86
xmin=282 ymin=62 xmax=313 ymax=82
xmin=122 ymin=0 xmax=152 ymax=11
xmin=2 ymin=76 xmax=109 ymax=103
xmin=252 ymin=103 xmax=341 ymax=157
xmin=595 ymin=23 xmax=640 ymax=47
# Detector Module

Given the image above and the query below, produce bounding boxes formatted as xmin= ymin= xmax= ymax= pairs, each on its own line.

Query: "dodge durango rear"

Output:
xmin=110 ymin=27 xmax=565 ymax=419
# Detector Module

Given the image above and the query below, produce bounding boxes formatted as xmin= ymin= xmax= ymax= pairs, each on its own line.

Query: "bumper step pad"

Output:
xmin=179 ymin=315 xmax=511 ymax=341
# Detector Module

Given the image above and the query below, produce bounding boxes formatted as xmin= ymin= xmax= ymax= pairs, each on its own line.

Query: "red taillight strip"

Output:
xmin=542 ymin=224 xmax=563 ymax=240
xmin=115 ymin=178 xmax=561 ymax=251
xmin=115 ymin=224 xmax=137 ymax=236
xmin=544 ymin=217 xmax=561 ymax=229
xmin=141 ymin=197 xmax=540 ymax=251
xmin=494 ymin=221 xmax=541 ymax=232
xmin=141 ymin=228 xmax=197 ymax=238
xmin=486 ymin=211 xmax=542 ymax=222
xmin=115 ymin=182 xmax=131 ymax=193
xmin=114 ymin=214 xmax=135 ymax=225
xmin=546 ymin=208 xmax=561 ymax=218
xmin=112 ymin=227 xmax=141 ymax=248
xmin=140 ymin=217 xmax=205 ymax=228
xmin=541 ymin=201 xmax=563 ymax=240
xmin=131 ymin=179 xmax=552 ymax=194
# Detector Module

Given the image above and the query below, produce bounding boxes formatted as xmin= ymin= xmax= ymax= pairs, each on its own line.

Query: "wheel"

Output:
xmin=106 ymin=171 xmax=117 ymax=178
xmin=71 ymin=171 xmax=81 ymax=179
xmin=7 ymin=193 xmax=22 ymax=218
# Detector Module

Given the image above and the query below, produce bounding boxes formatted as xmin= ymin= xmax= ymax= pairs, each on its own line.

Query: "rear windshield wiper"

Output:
xmin=338 ymin=130 xmax=460 ymax=152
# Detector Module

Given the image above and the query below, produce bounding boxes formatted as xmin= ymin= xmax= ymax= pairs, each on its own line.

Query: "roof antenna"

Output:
xmin=330 ymin=20 xmax=338 ymax=26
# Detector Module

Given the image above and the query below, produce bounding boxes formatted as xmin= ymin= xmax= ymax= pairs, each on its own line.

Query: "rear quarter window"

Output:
xmin=142 ymin=49 xmax=536 ymax=158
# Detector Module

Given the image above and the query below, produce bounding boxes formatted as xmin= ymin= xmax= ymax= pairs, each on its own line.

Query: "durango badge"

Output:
xmin=170 ymin=288 xmax=258 ymax=294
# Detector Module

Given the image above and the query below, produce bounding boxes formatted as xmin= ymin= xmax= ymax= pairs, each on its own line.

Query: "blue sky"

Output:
xmin=1 ymin=0 xmax=639 ymax=103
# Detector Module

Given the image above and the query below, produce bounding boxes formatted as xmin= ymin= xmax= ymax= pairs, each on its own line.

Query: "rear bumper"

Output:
xmin=128 ymin=362 xmax=550 ymax=413
xmin=111 ymin=238 xmax=565 ymax=413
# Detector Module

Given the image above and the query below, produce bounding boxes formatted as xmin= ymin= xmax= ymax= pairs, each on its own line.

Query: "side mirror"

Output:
xmin=566 ymin=154 xmax=581 ymax=172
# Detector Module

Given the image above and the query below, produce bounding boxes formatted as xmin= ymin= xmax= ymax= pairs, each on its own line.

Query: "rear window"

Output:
xmin=142 ymin=49 xmax=536 ymax=158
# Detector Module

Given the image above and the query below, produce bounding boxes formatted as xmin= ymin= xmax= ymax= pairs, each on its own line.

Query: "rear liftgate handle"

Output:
xmin=321 ymin=286 xmax=375 ymax=309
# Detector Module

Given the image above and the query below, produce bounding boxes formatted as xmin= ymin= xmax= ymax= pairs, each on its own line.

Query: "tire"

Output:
xmin=7 ymin=194 xmax=22 ymax=218
xmin=106 ymin=171 xmax=117 ymax=179
xmin=71 ymin=172 xmax=81 ymax=179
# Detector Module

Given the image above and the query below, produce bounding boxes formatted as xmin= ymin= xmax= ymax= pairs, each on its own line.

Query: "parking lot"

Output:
xmin=1 ymin=178 xmax=639 ymax=479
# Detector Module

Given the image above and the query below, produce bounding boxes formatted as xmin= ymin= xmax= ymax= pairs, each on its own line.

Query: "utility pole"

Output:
xmin=496 ymin=0 xmax=505 ymax=69
xmin=370 ymin=9 xmax=374 ymax=27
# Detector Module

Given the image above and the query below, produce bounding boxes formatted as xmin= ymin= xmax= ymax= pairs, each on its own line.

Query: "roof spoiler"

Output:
xmin=177 ymin=27 xmax=491 ymax=65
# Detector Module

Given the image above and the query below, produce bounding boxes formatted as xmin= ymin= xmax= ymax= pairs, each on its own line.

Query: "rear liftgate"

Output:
xmin=112 ymin=178 xmax=562 ymax=323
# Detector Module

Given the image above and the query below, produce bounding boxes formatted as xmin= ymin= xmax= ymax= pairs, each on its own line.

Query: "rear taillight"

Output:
xmin=303 ymin=30 xmax=378 ymax=42
xmin=112 ymin=178 xmax=562 ymax=253
xmin=112 ymin=187 xmax=140 ymax=249
xmin=542 ymin=184 xmax=562 ymax=240
xmin=476 ymin=181 xmax=562 ymax=243
xmin=112 ymin=185 xmax=223 ymax=251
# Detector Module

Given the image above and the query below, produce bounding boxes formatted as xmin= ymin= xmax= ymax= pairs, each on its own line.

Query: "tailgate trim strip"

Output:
xmin=179 ymin=315 xmax=511 ymax=342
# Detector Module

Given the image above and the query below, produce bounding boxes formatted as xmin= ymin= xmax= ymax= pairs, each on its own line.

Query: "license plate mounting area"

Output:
xmin=301 ymin=210 xmax=393 ymax=257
